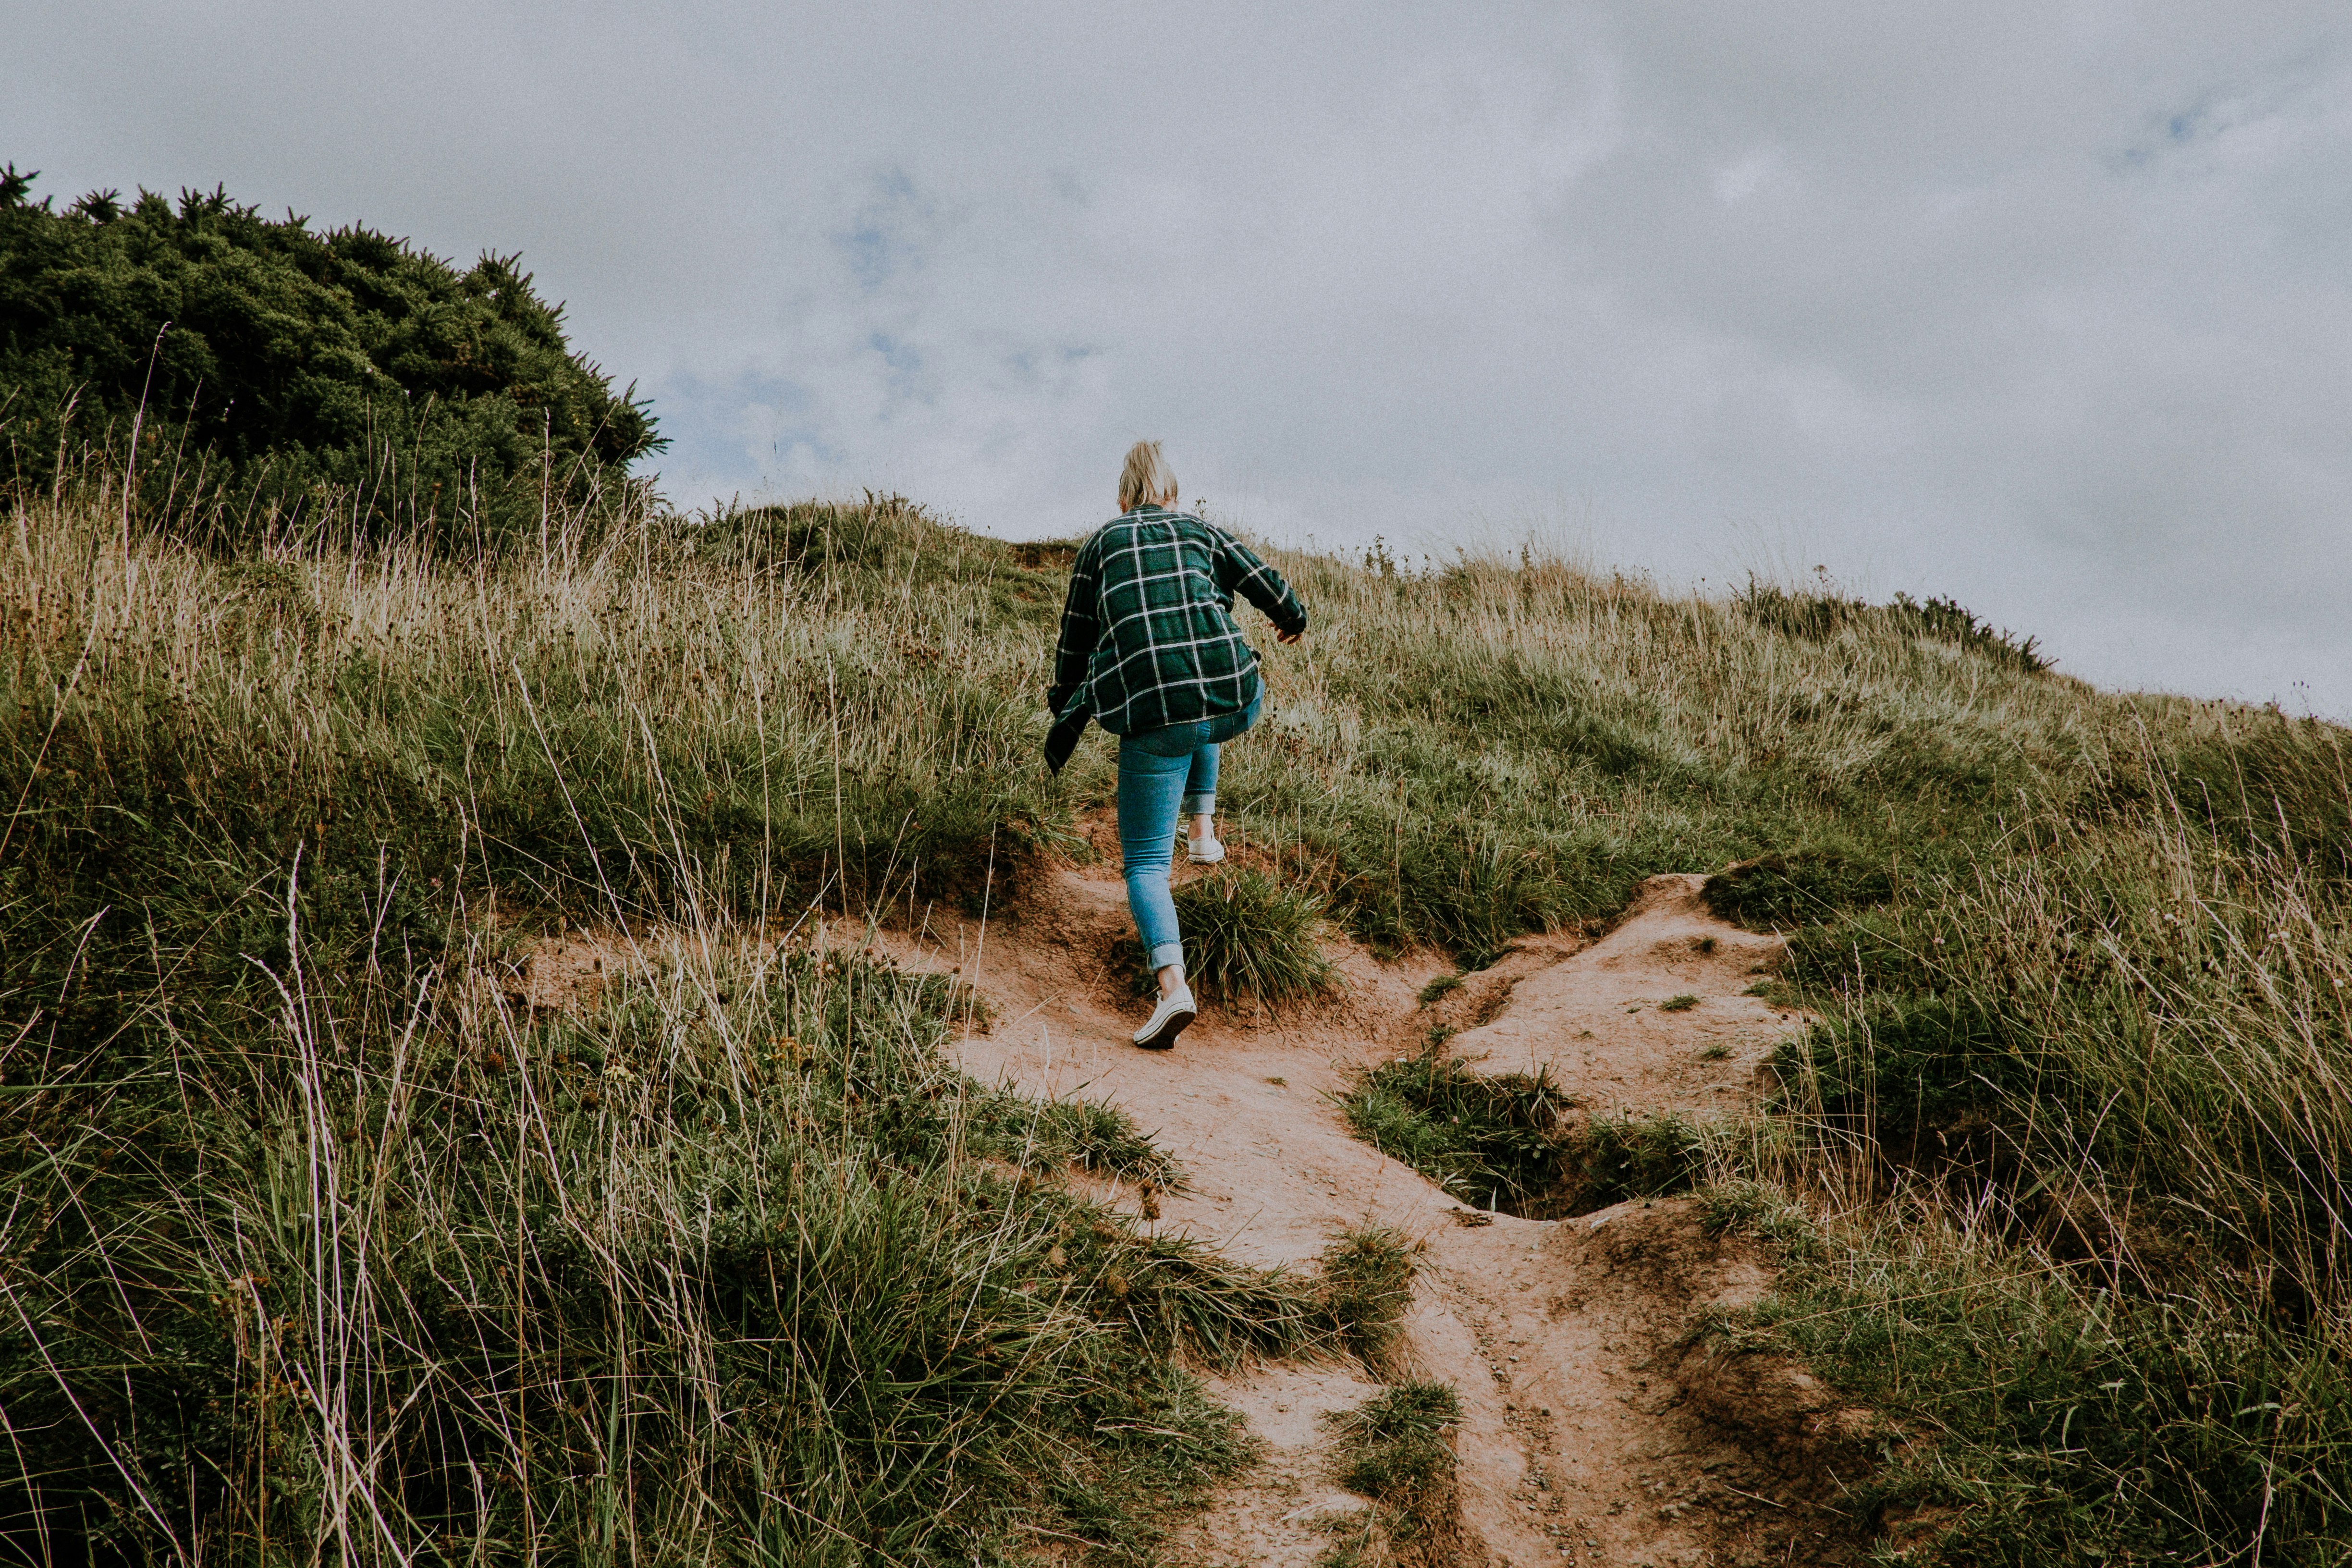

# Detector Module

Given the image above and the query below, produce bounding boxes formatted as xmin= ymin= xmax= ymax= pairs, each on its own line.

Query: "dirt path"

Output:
xmin=514 ymin=858 xmax=1847 ymax=1564
xmin=835 ymin=852 xmax=1849 ymax=1567
xmin=502 ymin=832 xmax=1859 ymax=1563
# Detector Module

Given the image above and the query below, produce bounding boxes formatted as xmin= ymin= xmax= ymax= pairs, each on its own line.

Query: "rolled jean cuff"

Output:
xmin=1149 ymin=941 xmax=1186 ymax=975
xmin=1181 ymin=792 xmax=1215 ymax=817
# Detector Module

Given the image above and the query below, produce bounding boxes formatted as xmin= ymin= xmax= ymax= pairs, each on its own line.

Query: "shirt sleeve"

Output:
xmin=1213 ymin=528 xmax=1309 ymax=637
xmin=1047 ymin=536 xmax=1101 ymax=714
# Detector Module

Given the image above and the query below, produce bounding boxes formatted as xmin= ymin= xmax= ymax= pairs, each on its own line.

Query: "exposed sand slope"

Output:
xmin=510 ymin=860 xmax=1851 ymax=1564
xmin=854 ymin=853 xmax=1857 ymax=1568
xmin=1440 ymin=874 xmax=1800 ymax=1121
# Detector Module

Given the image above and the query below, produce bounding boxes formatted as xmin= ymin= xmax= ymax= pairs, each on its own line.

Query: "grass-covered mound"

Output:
xmin=1215 ymin=543 xmax=2087 ymax=967
xmin=0 ymin=486 xmax=1206 ymax=1563
xmin=9 ymin=454 xmax=2352 ymax=1561
xmin=0 ymin=165 xmax=659 ymax=546
xmin=1 ymin=919 xmax=1327 ymax=1564
xmin=0 ymin=490 xmax=1070 ymax=1086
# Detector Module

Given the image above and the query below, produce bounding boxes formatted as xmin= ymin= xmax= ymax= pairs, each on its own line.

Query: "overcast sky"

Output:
xmin=12 ymin=1 xmax=2351 ymax=712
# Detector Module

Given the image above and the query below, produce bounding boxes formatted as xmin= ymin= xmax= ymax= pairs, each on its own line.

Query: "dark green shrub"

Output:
xmin=0 ymin=166 xmax=659 ymax=546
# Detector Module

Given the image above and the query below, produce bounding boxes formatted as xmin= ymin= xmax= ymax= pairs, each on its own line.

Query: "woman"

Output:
xmin=1045 ymin=441 xmax=1309 ymax=1050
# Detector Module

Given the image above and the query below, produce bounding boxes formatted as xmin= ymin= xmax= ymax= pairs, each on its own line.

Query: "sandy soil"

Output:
xmin=513 ymin=856 xmax=1854 ymax=1564
xmin=867 ymin=853 xmax=1858 ymax=1567
xmin=1438 ymin=875 xmax=1801 ymax=1124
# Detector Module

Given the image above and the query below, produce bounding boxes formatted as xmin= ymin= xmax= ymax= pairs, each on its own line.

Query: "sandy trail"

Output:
xmin=507 ymin=829 xmax=1854 ymax=1562
xmin=516 ymin=853 xmax=1846 ymax=1564
xmin=847 ymin=848 xmax=1840 ymax=1567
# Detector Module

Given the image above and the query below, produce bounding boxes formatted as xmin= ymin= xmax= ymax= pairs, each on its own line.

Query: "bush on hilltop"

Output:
xmin=0 ymin=163 xmax=661 ymax=547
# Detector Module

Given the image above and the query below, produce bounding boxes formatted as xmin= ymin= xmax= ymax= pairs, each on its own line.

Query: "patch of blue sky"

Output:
xmin=998 ymin=341 xmax=1101 ymax=389
xmin=834 ymin=167 xmax=930 ymax=294
xmin=866 ymin=331 xmax=935 ymax=408
xmin=2114 ymin=99 xmax=2216 ymax=170
xmin=2113 ymin=55 xmax=2334 ymax=175
xmin=642 ymin=369 xmax=834 ymax=506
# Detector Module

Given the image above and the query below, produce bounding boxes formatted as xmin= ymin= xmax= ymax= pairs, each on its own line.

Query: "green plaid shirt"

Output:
xmin=1048 ymin=505 xmax=1309 ymax=738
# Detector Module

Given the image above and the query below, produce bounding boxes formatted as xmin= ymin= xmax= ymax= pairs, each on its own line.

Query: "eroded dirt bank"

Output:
xmin=925 ymin=856 xmax=1853 ymax=1567
xmin=514 ymin=862 xmax=1855 ymax=1565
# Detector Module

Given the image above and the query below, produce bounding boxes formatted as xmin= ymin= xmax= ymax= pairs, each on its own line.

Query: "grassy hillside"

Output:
xmin=5 ymin=477 xmax=2351 ymax=1564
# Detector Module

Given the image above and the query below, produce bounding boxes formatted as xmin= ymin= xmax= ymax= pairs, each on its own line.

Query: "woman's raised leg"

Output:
xmin=1183 ymin=741 xmax=1222 ymax=860
xmin=1117 ymin=741 xmax=1191 ymax=988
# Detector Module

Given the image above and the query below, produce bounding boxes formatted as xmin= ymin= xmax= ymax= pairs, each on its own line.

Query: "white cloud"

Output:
xmin=8 ymin=0 xmax=2352 ymax=710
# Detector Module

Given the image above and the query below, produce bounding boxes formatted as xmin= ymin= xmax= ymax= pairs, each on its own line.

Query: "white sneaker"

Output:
xmin=1132 ymin=985 xmax=1197 ymax=1050
xmin=1186 ymin=836 xmax=1226 ymax=865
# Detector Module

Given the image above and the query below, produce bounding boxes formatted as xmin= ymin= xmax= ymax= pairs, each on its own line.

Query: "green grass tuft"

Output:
xmin=1323 ymin=1382 xmax=1464 ymax=1564
xmin=1336 ymin=1052 xmax=1575 ymax=1215
xmin=1416 ymin=973 xmax=1465 ymax=1006
xmin=1337 ymin=1053 xmax=1717 ymax=1217
xmin=1176 ymin=866 xmax=1340 ymax=1005
xmin=1124 ymin=866 xmax=1341 ymax=1007
xmin=1316 ymin=1227 xmax=1421 ymax=1373
xmin=1695 ymin=1179 xmax=1824 ymax=1259
xmin=1570 ymin=1111 xmax=1715 ymax=1209
xmin=967 ymin=1089 xmax=1184 ymax=1186
xmin=1703 ymin=844 xmax=1895 ymax=930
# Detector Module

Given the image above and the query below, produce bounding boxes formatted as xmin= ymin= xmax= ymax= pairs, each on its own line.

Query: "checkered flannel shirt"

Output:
xmin=1048 ymin=505 xmax=1309 ymax=739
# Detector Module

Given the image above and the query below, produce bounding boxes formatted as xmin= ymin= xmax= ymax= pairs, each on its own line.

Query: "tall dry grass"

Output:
xmin=1243 ymin=534 xmax=2352 ymax=1558
xmin=1 ymin=486 xmax=1070 ymax=1047
xmin=1227 ymin=537 xmax=2111 ymax=963
xmin=0 ymin=488 xmax=1326 ymax=1565
xmin=11 ymin=468 xmax=2352 ymax=1561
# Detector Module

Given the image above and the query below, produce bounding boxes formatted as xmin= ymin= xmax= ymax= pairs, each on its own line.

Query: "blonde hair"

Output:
xmin=1117 ymin=440 xmax=1177 ymax=512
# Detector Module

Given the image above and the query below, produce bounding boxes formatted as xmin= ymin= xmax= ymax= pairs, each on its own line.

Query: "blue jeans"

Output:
xmin=1118 ymin=694 xmax=1262 ymax=975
